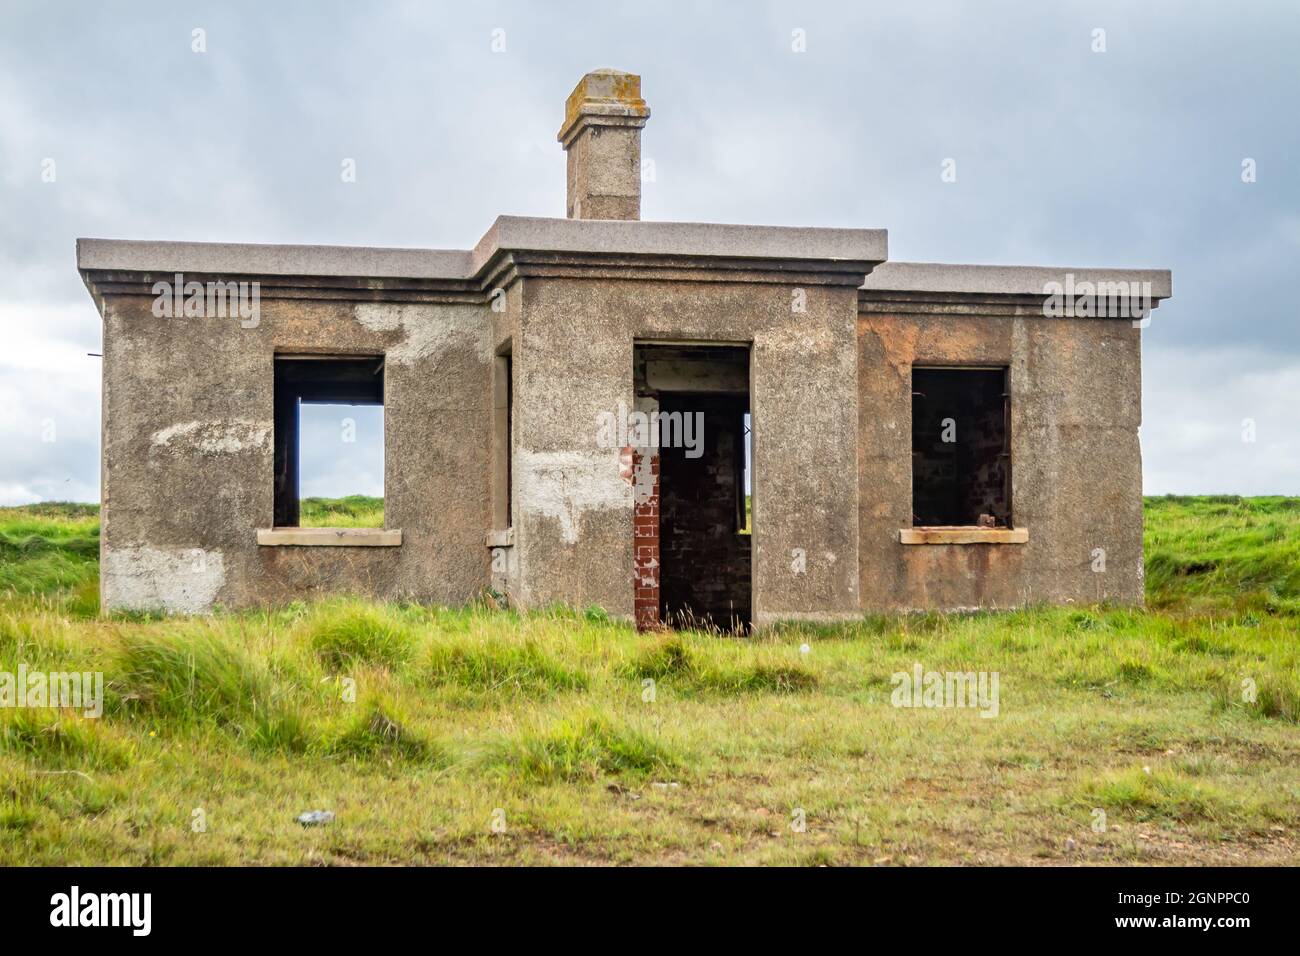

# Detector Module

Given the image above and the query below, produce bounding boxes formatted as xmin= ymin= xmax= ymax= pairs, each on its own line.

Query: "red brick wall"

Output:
xmin=632 ymin=448 xmax=660 ymax=630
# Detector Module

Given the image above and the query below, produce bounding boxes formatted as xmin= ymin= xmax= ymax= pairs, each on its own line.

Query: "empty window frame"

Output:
xmin=911 ymin=367 xmax=1010 ymax=527
xmin=491 ymin=350 xmax=513 ymax=530
xmin=273 ymin=356 xmax=384 ymax=527
xmin=736 ymin=411 xmax=751 ymax=534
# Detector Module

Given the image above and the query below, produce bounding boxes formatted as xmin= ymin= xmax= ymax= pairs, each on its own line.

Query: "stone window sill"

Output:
xmin=486 ymin=528 xmax=514 ymax=548
xmin=257 ymin=528 xmax=402 ymax=547
xmin=900 ymin=527 xmax=1028 ymax=545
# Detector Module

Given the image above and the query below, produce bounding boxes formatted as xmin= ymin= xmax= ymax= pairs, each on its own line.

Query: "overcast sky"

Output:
xmin=1 ymin=0 xmax=1296 ymax=504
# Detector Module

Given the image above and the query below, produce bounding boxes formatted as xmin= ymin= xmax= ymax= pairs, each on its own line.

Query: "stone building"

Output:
xmin=77 ymin=69 xmax=1171 ymax=628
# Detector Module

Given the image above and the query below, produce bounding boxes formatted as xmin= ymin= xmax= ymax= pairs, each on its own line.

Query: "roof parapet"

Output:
xmin=860 ymin=261 xmax=1171 ymax=300
xmin=77 ymin=217 xmax=888 ymax=288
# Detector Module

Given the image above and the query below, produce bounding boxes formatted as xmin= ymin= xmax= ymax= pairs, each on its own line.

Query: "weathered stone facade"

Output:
xmin=78 ymin=69 xmax=1170 ymax=625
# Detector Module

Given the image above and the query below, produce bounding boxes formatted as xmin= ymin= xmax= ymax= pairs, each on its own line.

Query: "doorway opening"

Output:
xmin=633 ymin=344 xmax=751 ymax=633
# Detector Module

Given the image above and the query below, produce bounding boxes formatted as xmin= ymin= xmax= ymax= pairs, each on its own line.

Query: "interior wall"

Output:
xmin=657 ymin=393 xmax=751 ymax=630
xmin=910 ymin=368 xmax=1008 ymax=527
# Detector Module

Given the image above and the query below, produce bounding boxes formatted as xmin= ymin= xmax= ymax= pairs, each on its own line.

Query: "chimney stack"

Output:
xmin=557 ymin=69 xmax=650 ymax=221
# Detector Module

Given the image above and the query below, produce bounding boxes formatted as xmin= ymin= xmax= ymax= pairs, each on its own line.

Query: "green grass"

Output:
xmin=300 ymin=495 xmax=384 ymax=528
xmin=1144 ymin=495 xmax=1300 ymax=616
xmin=624 ymin=633 xmax=817 ymax=694
xmin=305 ymin=600 xmax=416 ymax=669
xmin=485 ymin=711 xmax=680 ymax=786
xmin=0 ymin=502 xmax=99 ymax=608
xmin=0 ymin=496 xmax=1297 ymax=865
xmin=426 ymin=635 xmax=589 ymax=698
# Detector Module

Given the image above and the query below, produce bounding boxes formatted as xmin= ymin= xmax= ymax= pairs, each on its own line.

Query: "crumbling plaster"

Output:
xmin=95 ymin=290 xmax=491 ymax=612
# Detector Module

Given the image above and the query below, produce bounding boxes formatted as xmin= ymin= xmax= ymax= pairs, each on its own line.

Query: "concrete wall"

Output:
xmin=90 ymin=255 xmax=1148 ymax=621
xmin=512 ymin=274 xmax=862 ymax=625
xmin=856 ymin=302 xmax=1144 ymax=610
xmin=98 ymin=288 xmax=493 ymax=612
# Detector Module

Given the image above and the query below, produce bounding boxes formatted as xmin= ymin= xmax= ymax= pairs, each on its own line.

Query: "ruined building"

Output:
xmin=77 ymin=69 xmax=1171 ymax=628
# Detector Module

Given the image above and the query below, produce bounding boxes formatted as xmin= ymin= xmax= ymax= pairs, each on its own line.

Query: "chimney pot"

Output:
xmin=558 ymin=69 xmax=650 ymax=220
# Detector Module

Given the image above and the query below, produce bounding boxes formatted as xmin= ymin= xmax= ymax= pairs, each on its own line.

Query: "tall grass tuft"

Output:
xmin=326 ymin=696 xmax=447 ymax=763
xmin=0 ymin=708 xmax=134 ymax=770
xmin=0 ymin=608 xmax=78 ymax=667
xmin=115 ymin=626 xmax=308 ymax=750
xmin=632 ymin=634 xmax=696 ymax=679
xmin=1076 ymin=765 xmax=1291 ymax=828
xmin=625 ymin=634 xmax=816 ymax=695
xmin=426 ymin=637 xmax=587 ymax=696
xmin=305 ymin=601 xmax=415 ymax=669
xmin=488 ymin=712 xmax=679 ymax=785
xmin=0 ymin=504 xmax=100 ymax=598
xmin=1213 ymin=673 xmax=1300 ymax=724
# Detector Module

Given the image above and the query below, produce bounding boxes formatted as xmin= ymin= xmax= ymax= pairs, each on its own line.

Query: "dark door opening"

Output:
xmin=633 ymin=344 xmax=751 ymax=633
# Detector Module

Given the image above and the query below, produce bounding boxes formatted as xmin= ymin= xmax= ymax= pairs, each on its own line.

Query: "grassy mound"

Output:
xmin=1144 ymin=495 xmax=1300 ymax=615
xmin=0 ymin=503 xmax=99 ymax=601
xmin=300 ymin=495 xmax=384 ymax=528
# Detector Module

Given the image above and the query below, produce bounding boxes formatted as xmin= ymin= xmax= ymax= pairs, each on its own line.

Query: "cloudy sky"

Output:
xmin=1 ymin=0 xmax=1296 ymax=504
